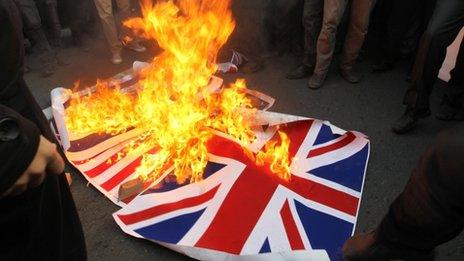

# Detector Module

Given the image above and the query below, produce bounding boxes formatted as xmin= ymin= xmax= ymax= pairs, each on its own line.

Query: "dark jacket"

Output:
xmin=0 ymin=0 xmax=86 ymax=260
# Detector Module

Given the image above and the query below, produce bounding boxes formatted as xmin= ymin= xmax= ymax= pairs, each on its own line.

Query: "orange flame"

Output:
xmin=65 ymin=0 xmax=291 ymax=183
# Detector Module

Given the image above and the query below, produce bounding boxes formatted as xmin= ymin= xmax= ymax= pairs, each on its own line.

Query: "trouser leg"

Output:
xmin=44 ymin=0 xmax=61 ymax=43
xmin=94 ymin=0 xmax=122 ymax=54
xmin=339 ymin=0 xmax=375 ymax=71
xmin=16 ymin=0 xmax=50 ymax=52
xmin=380 ymin=0 xmax=420 ymax=64
xmin=302 ymin=0 xmax=323 ymax=67
xmin=445 ymin=39 xmax=464 ymax=107
xmin=378 ymin=125 xmax=464 ymax=250
xmin=313 ymin=0 xmax=346 ymax=76
xmin=115 ymin=0 xmax=132 ymax=41
xmin=405 ymin=0 xmax=464 ymax=111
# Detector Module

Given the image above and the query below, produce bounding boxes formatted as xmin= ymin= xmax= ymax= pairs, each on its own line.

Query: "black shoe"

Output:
xmin=343 ymin=231 xmax=435 ymax=261
xmin=340 ymin=69 xmax=359 ymax=84
xmin=436 ymin=97 xmax=464 ymax=121
xmin=308 ymin=73 xmax=326 ymax=90
xmin=392 ymin=108 xmax=431 ymax=134
xmin=286 ymin=64 xmax=313 ymax=79
xmin=372 ymin=61 xmax=393 ymax=73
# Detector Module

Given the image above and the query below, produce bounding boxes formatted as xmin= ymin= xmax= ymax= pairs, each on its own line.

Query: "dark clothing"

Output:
xmin=302 ymin=0 xmax=376 ymax=73
xmin=444 ymin=39 xmax=464 ymax=109
xmin=0 ymin=0 xmax=86 ymax=260
xmin=405 ymin=0 xmax=464 ymax=111
xmin=378 ymin=125 xmax=464 ymax=251
xmin=375 ymin=0 xmax=436 ymax=65
xmin=263 ymin=0 xmax=305 ymax=55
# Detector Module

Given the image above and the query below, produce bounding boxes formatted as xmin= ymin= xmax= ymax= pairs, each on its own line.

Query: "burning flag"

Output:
xmin=49 ymin=0 xmax=370 ymax=259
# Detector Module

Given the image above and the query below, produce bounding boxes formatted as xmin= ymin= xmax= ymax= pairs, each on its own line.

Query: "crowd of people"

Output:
xmin=0 ymin=0 xmax=463 ymax=260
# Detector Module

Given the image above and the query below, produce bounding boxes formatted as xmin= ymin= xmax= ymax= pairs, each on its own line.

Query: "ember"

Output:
xmin=64 ymin=0 xmax=292 ymax=184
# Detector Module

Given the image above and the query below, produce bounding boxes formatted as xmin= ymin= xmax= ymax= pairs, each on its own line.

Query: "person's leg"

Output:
xmin=373 ymin=0 xmax=420 ymax=72
xmin=16 ymin=0 xmax=57 ymax=77
xmin=42 ymin=0 xmax=61 ymax=47
xmin=343 ymin=125 xmax=464 ymax=260
xmin=308 ymin=0 xmax=347 ymax=89
xmin=392 ymin=0 xmax=464 ymax=134
xmin=115 ymin=0 xmax=146 ymax=52
xmin=437 ymin=38 xmax=464 ymax=121
xmin=287 ymin=0 xmax=323 ymax=79
xmin=339 ymin=0 xmax=376 ymax=83
xmin=93 ymin=0 xmax=123 ymax=62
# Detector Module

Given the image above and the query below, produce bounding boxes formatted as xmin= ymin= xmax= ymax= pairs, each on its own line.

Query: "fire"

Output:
xmin=65 ymin=0 xmax=291 ymax=184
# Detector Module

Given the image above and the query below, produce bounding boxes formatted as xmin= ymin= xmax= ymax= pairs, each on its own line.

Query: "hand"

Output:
xmin=2 ymin=136 xmax=65 ymax=197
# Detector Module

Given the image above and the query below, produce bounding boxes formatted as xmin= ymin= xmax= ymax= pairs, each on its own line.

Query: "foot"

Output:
xmin=340 ymin=69 xmax=359 ymax=84
xmin=436 ymin=98 xmax=464 ymax=121
xmin=111 ymin=52 xmax=123 ymax=65
xmin=307 ymin=73 xmax=326 ymax=90
xmin=124 ymin=41 xmax=147 ymax=53
xmin=343 ymin=231 xmax=435 ymax=261
xmin=286 ymin=64 xmax=313 ymax=79
xmin=392 ymin=108 xmax=431 ymax=134
xmin=372 ymin=61 xmax=393 ymax=73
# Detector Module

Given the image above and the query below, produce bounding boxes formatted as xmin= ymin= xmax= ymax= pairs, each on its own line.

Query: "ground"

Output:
xmin=24 ymin=3 xmax=464 ymax=260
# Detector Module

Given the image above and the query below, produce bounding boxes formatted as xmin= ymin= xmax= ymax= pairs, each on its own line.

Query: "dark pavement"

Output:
xmin=23 ymin=3 xmax=464 ymax=260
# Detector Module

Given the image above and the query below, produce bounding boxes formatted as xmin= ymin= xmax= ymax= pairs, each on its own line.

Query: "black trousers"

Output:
xmin=376 ymin=0 xmax=436 ymax=64
xmin=378 ymin=125 xmax=464 ymax=251
xmin=405 ymin=0 xmax=464 ymax=111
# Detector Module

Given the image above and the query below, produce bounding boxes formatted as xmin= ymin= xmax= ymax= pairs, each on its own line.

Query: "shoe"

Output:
xmin=308 ymin=72 xmax=326 ymax=90
xmin=343 ymin=231 xmax=435 ymax=261
xmin=392 ymin=108 xmax=431 ymax=134
xmin=436 ymin=99 xmax=458 ymax=121
xmin=286 ymin=64 xmax=313 ymax=79
xmin=372 ymin=61 xmax=393 ymax=73
xmin=124 ymin=41 xmax=147 ymax=53
xmin=111 ymin=52 xmax=123 ymax=65
xmin=340 ymin=69 xmax=359 ymax=84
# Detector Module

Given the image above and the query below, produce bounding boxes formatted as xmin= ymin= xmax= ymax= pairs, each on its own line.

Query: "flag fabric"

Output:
xmin=112 ymin=120 xmax=369 ymax=260
xmin=51 ymin=68 xmax=370 ymax=260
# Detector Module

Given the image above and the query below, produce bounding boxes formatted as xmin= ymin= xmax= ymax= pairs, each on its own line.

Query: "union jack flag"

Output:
xmin=113 ymin=119 xmax=370 ymax=260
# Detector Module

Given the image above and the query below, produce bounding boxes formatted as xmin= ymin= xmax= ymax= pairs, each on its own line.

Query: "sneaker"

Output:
xmin=308 ymin=72 xmax=326 ymax=90
xmin=436 ymin=97 xmax=464 ymax=121
xmin=111 ymin=52 xmax=123 ymax=65
xmin=392 ymin=107 xmax=431 ymax=134
xmin=124 ymin=41 xmax=147 ymax=53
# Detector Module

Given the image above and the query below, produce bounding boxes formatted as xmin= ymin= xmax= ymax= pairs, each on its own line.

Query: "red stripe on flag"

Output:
xmin=85 ymin=149 xmax=126 ymax=178
xmin=288 ymin=175 xmax=358 ymax=216
xmin=117 ymin=185 xmax=220 ymax=225
xmin=100 ymin=156 xmax=143 ymax=191
xmin=99 ymin=148 xmax=159 ymax=191
xmin=280 ymin=200 xmax=305 ymax=250
xmin=308 ymin=132 xmax=356 ymax=158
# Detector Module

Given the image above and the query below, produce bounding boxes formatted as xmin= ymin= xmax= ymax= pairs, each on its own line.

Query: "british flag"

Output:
xmin=112 ymin=119 xmax=370 ymax=260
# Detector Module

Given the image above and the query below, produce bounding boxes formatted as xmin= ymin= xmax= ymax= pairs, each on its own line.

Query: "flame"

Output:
xmin=65 ymin=0 xmax=291 ymax=183
xmin=255 ymin=131 xmax=292 ymax=181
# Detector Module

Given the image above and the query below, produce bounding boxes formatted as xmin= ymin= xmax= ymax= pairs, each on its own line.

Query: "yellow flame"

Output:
xmin=65 ymin=0 xmax=291 ymax=183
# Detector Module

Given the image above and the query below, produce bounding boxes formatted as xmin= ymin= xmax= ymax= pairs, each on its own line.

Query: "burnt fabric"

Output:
xmin=302 ymin=0 xmax=376 ymax=73
xmin=0 ymin=0 xmax=86 ymax=260
xmin=404 ymin=0 xmax=464 ymax=111
xmin=378 ymin=125 xmax=464 ymax=250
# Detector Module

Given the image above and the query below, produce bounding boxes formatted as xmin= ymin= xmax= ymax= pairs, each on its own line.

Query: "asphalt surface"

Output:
xmin=24 ymin=2 xmax=464 ymax=260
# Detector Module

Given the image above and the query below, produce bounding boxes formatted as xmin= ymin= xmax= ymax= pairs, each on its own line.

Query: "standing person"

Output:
xmin=287 ymin=0 xmax=376 ymax=89
xmin=343 ymin=125 xmax=464 ymax=260
xmin=0 ymin=1 xmax=86 ymax=260
xmin=94 ymin=0 xmax=146 ymax=64
xmin=392 ymin=0 xmax=464 ymax=134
